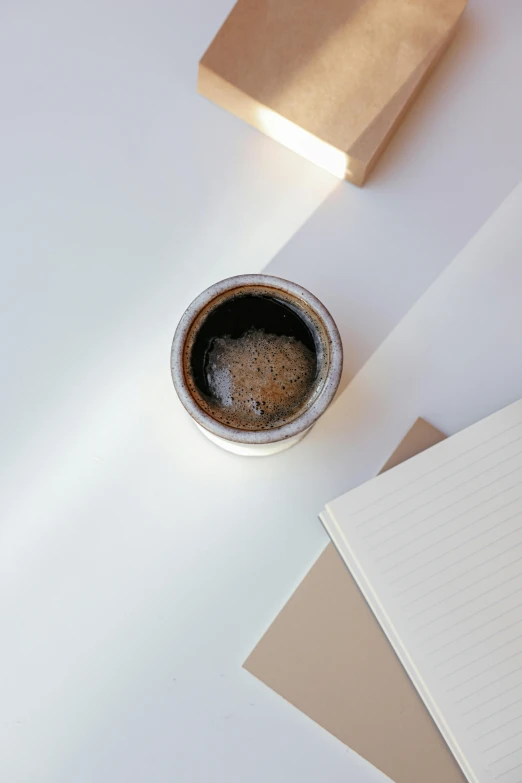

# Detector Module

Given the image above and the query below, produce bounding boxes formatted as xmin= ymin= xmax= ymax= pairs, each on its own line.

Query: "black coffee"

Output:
xmin=189 ymin=294 xmax=318 ymax=430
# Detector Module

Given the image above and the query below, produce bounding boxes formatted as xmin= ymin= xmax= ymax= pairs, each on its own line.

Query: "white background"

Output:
xmin=1 ymin=1 xmax=522 ymax=781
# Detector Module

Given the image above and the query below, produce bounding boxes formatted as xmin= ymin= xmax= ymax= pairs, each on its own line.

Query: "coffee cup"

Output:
xmin=171 ymin=274 xmax=343 ymax=456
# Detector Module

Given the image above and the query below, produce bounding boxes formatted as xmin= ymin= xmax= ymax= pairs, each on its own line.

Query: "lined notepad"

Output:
xmin=321 ymin=400 xmax=522 ymax=783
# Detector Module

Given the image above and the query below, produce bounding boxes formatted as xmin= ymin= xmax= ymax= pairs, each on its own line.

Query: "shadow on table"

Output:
xmin=263 ymin=12 xmax=488 ymax=400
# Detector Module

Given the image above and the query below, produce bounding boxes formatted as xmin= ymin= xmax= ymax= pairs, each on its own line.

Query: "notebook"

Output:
xmin=321 ymin=399 xmax=522 ymax=783
xmin=245 ymin=418 xmax=469 ymax=783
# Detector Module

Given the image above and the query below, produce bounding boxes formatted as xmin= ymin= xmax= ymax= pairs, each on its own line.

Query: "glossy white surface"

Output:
xmin=1 ymin=1 xmax=522 ymax=782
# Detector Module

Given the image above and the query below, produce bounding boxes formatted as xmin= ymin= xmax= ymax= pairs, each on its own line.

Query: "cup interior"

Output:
xmin=171 ymin=275 xmax=342 ymax=446
xmin=183 ymin=285 xmax=329 ymax=432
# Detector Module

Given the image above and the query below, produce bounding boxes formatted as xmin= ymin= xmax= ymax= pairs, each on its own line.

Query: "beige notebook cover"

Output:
xmin=244 ymin=419 xmax=467 ymax=783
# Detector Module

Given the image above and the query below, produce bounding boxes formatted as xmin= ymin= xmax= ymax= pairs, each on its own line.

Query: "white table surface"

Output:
xmin=1 ymin=1 xmax=522 ymax=781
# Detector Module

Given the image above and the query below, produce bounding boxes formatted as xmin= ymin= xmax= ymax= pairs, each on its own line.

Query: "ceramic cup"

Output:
xmin=171 ymin=274 xmax=343 ymax=456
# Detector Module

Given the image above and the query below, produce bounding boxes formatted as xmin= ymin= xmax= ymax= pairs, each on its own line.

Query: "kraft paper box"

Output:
xmin=198 ymin=0 xmax=467 ymax=185
xmin=244 ymin=419 xmax=467 ymax=783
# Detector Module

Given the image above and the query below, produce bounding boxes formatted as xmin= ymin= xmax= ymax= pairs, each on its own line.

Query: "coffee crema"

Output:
xmin=205 ymin=329 xmax=316 ymax=429
xmin=185 ymin=292 xmax=323 ymax=431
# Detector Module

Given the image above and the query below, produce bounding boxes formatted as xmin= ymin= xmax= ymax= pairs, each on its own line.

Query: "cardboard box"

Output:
xmin=199 ymin=0 xmax=467 ymax=184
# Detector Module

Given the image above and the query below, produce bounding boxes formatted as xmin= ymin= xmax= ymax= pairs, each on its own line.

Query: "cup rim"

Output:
xmin=170 ymin=274 xmax=343 ymax=445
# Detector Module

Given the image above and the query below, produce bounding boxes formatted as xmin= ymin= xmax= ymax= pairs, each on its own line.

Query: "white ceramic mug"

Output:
xmin=171 ymin=274 xmax=343 ymax=456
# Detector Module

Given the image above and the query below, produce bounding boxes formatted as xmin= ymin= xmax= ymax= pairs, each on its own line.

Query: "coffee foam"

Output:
xmin=203 ymin=329 xmax=316 ymax=430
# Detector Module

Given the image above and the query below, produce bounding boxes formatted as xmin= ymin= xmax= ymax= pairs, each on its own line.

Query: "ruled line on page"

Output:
xmin=395 ymin=534 xmax=522 ymax=597
xmin=460 ymin=680 xmax=522 ymax=715
xmin=413 ymin=572 xmax=522 ymax=633
xmin=421 ymin=594 xmax=522 ymax=648
xmin=448 ymin=650 xmax=522 ymax=695
xmin=408 ymin=553 xmax=522 ymax=621
xmin=441 ymin=629 xmax=522 ymax=678
xmin=366 ymin=458 xmax=522 ymax=548
xmin=484 ymin=731 xmax=522 ymax=753
xmin=405 ymin=547 xmax=522 ymax=611
xmin=356 ymin=422 xmax=522 ymax=528
xmin=495 ymin=761 xmax=522 ymax=779
xmin=490 ymin=745 xmax=522 ymax=766
xmin=360 ymin=451 xmax=522 ymax=540
xmin=371 ymin=476 xmax=522 ymax=561
xmin=381 ymin=500 xmax=522 ymax=578
xmin=437 ymin=619 xmax=522 ymax=670
xmin=389 ymin=523 xmax=522 ymax=588
xmin=467 ymin=697 xmax=521 ymax=731
xmin=475 ymin=712 xmax=521 ymax=741
xmin=427 ymin=602 xmax=522 ymax=658
xmin=401 ymin=532 xmax=522 ymax=619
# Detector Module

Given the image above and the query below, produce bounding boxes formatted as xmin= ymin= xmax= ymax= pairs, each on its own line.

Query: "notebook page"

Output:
xmin=322 ymin=399 xmax=522 ymax=783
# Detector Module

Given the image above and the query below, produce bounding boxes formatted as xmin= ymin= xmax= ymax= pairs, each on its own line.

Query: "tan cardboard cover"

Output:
xmin=244 ymin=419 xmax=467 ymax=783
xmin=199 ymin=0 xmax=467 ymax=184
